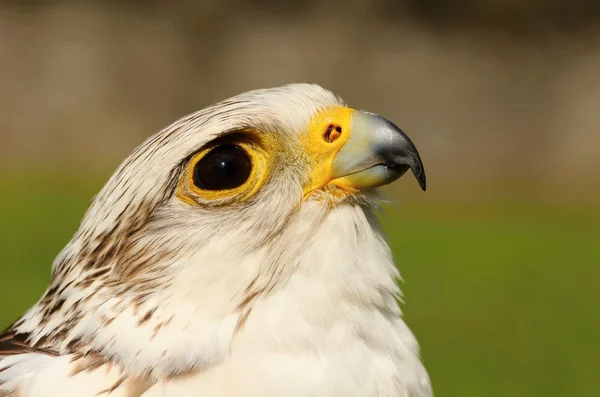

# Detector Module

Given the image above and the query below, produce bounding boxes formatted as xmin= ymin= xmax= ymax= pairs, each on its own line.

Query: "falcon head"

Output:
xmin=10 ymin=84 xmax=429 ymax=393
xmin=80 ymin=84 xmax=425 ymax=252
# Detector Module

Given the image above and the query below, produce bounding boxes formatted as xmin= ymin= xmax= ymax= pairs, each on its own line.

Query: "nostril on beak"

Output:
xmin=323 ymin=124 xmax=343 ymax=143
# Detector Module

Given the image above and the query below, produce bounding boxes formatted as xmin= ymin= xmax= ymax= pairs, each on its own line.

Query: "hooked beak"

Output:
xmin=330 ymin=111 xmax=426 ymax=192
xmin=302 ymin=107 xmax=426 ymax=198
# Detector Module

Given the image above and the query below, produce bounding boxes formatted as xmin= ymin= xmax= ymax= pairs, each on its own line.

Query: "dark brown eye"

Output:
xmin=193 ymin=145 xmax=252 ymax=191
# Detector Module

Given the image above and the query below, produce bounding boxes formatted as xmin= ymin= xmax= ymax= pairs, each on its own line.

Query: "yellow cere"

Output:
xmin=301 ymin=106 xmax=355 ymax=197
xmin=178 ymin=132 xmax=277 ymax=206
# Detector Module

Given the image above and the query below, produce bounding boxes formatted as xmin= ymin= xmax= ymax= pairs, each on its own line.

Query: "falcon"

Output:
xmin=0 ymin=84 xmax=432 ymax=396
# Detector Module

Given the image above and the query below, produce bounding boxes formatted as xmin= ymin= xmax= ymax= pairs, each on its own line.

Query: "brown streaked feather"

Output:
xmin=0 ymin=330 xmax=59 ymax=357
xmin=69 ymin=352 xmax=109 ymax=376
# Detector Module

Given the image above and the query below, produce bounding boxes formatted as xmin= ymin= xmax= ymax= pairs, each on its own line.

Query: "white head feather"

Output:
xmin=2 ymin=84 xmax=431 ymax=397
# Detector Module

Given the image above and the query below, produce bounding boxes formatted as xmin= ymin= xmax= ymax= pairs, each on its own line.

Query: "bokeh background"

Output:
xmin=1 ymin=1 xmax=599 ymax=396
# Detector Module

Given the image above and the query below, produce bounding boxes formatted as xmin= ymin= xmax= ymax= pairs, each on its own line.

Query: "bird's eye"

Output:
xmin=193 ymin=144 xmax=252 ymax=190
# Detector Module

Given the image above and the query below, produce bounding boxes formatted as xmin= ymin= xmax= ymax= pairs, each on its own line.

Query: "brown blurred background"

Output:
xmin=1 ymin=0 xmax=599 ymax=204
xmin=1 ymin=1 xmax=599 ymax=397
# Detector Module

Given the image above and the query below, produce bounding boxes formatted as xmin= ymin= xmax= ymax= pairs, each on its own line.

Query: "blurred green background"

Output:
xmin=1 ymin=1 xmax=599 ymax=396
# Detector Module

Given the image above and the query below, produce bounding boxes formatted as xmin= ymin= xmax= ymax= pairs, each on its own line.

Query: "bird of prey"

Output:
xmin=0 ymin=84 xmax=431 ymax=397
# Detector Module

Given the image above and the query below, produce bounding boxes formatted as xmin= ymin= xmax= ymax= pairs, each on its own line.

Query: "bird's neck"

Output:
xmin=15 ymin=202 xmax=427 ymax=394
xmin=164 ymin=203 xmax=430 ymax=395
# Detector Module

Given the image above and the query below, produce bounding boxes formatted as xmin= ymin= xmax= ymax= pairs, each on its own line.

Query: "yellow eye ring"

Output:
xmin=177 ymin=134 xmax=272 ymax=206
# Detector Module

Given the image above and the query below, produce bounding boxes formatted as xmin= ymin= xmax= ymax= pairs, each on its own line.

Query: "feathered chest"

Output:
xmin=1 ymin=204 xmax=431 ymax=397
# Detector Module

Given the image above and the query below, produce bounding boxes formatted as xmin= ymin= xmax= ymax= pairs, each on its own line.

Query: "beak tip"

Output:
xmin=410 ymin=163 xmax=426 ymax=192
xmin=417 ymin=174 xmax=427 ymax=191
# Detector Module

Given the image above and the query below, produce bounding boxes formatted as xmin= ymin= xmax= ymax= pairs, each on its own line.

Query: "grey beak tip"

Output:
xmin=419 ymin=175 xmax=427 ymax=191
xmin=412 ymin=166 xmax=427 ymax=191
xmin=382 ymin=120 xmax=427 ymax=192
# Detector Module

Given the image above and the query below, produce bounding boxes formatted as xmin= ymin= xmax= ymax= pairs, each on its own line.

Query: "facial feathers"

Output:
xmin=0 ymin=84 xmax=431 ymax=397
